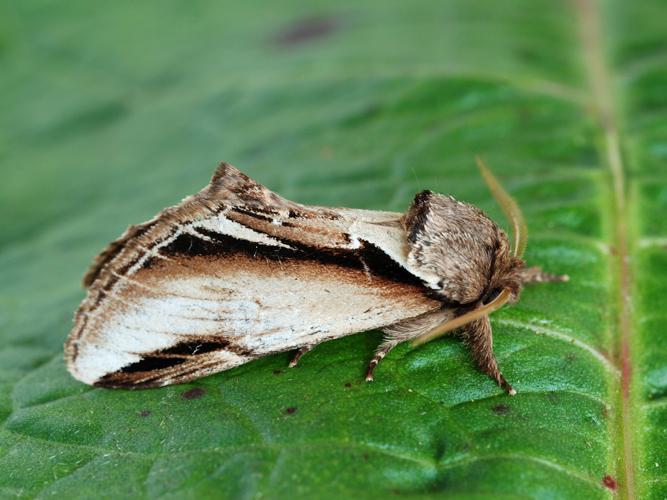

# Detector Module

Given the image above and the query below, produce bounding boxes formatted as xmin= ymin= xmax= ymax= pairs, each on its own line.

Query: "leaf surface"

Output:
xmin=1 ymin=0 xmax=666 ymax=498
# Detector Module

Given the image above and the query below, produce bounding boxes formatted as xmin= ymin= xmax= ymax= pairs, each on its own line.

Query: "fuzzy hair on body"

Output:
xmin=65 ymin=162 xmax=566 ymax=393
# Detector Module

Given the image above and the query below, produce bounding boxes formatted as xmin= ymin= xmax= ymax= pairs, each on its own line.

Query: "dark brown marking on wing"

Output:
xmin=94 ymin=356 xmax=241 ymax=389
xmin=230 ymin=207 xmax=279 ymax=224
xmin=94 ymin=342 xmax=252 ymax=389
xmin=120 ymin=356 xmax=188 ymax=373
xmin=169 ymin=227 xmax=427 ymax=291
xmin=114 ymin=337 xmax=252 ymax=377
xmin=163 ymin=231 xmax=230 ymax=257
xmin=287 ymin=208 xmax=341 ymax=220
xmin=95 ymin=370 xmax=161 ymax=389
xmin=164 ymin=359 xmax=235 ymax=384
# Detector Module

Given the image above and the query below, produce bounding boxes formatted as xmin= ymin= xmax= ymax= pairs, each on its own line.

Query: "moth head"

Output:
xmin=482 ymin=230 xmax=525 ymax=304
xmin=409 ymin=157 xmax=527 ymax=346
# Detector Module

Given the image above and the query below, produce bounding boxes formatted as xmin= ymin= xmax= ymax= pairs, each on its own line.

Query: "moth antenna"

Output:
xmin=475 ymin=156 xmax=527 ymax=258
xmin=411 ymin=289 xmax=511 ymax=347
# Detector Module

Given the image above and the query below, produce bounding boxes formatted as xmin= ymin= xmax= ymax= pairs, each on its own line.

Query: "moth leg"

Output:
xmin=519 ymin=266 xmax=569 ymax=284
xmin=461 ymin=317 xmax=516 ymax=395
xmin=365 ymin=340 xmax=400 ymax=382
xmin=366 ymin=308 xmax=453 ymax=382
xmin=288 ymin=344 xmax=316 ymax=368
xmin=366 ymin=308 xmax=456 ymax=381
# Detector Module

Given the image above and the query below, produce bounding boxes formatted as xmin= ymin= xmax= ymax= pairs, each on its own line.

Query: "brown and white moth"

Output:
xmin=65 ymin=158 xmax=567 ymax=394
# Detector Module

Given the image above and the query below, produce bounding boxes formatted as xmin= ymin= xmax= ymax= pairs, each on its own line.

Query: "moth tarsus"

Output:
xmin=65 ymin=160 xmax=567 ymax=394
xmin=288 ymin=345 xmax=314 ymax=368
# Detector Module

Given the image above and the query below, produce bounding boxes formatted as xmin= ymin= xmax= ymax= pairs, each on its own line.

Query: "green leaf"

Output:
xmin=1 ymin=0 xmax=665 ymax=498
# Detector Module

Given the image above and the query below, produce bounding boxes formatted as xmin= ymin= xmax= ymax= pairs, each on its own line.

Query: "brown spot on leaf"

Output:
xmin=492 ymin=404 xmax=510 ymax=415
xmin=139 ymin=410 xmax=151 ymax=417
xmin=272 ymin=16 xmax=340 ymax=47
xmin=344 ymin=382 xmax=352 ymax=388
xmin=285 ymin=407 xmax=297 ymax=415
xmin=602 ymin=475 xmax=617 ymax=491
xmin=181 ymin=388 xmax=206 ymax=400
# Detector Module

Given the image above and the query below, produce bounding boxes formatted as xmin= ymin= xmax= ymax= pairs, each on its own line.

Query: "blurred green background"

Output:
xmin=1 ymin=0 xmax=666 ymax=498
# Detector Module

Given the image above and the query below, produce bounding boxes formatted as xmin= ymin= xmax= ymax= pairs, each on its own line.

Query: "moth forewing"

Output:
xmin=66 ymin=161 xmax=565 ymax=393
xmin=66 ymin=163 xmax=442 ymax=388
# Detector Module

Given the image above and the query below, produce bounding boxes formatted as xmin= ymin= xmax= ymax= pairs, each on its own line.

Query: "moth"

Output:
xmin=65 ymin=158 xmax=567 ymax=394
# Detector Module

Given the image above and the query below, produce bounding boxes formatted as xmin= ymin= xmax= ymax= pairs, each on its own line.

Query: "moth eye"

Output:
xmin=484 ymin=287 xmax=502 ymax=304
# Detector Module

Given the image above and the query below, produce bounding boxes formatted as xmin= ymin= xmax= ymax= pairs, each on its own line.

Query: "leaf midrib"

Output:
xmin=574 ymin=0 xmax=635 ymax=498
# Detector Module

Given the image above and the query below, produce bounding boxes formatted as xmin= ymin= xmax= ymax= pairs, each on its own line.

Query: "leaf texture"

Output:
xmin=0 ymin=0 xmax=665 ymax=498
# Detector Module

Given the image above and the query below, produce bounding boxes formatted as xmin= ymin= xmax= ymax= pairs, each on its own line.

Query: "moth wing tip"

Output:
xmin=66 ymin=364 xmax=101 ymax=387
xmin=65 ymin=357 xmax=100 ymax=387
xmin=210 ymin=161 xmax=240 ymax=184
